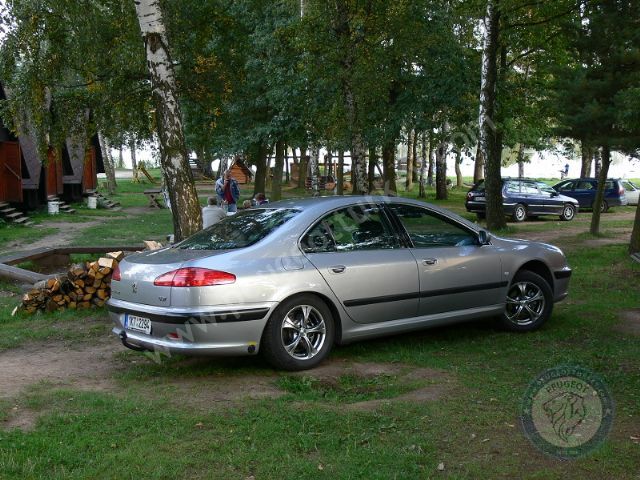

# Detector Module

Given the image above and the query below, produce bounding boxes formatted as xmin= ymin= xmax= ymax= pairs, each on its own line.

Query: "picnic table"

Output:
xmin=143 ymin=188 xmax=166 ymax=208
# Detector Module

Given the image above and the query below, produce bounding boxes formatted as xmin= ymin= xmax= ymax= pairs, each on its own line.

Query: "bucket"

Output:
xmin=87 ymin=196 xmax=97 ymax=209
xmin=47 ymin=201 xmax=59 ymax=215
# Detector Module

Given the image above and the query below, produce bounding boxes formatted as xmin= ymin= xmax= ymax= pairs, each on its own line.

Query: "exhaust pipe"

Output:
xmin=119 ymin=331 xmax=148 ymax=352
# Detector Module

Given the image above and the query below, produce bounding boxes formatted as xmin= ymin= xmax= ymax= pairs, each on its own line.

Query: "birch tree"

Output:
xmin=133 ymin=0 xmax=201 ymax=240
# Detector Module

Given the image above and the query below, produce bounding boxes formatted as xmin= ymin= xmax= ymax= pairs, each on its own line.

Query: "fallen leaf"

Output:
xmin=437 ymin=462 xmax=445 ymax=471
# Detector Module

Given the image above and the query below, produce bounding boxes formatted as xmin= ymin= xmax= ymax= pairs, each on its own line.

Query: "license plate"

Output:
xmin=474 ymin=195 xmax=485 ymax=200
xmin=125 ymin=314 xmax=152 ymax=335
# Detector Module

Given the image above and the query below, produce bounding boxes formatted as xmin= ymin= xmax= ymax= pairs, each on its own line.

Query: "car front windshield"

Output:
xmin=175 ymin=208 xmax=299 ymax=250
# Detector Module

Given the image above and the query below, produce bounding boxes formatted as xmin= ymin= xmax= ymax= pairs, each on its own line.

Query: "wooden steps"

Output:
xmin=85 ymin=190 xmax=121 ymax=211
xmin=0 ymin=201 xmax=34 ymax=226
xmin=47 ymin=196 xmax=76 ymax=214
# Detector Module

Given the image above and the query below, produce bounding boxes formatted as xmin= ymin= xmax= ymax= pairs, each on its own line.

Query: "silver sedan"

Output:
xmin=107 ymin=196 xmax=572 ymax=370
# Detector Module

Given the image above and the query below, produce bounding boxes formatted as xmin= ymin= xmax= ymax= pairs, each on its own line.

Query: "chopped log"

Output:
xmin=92 ymin=278 xmax=102 ymax=288
xmin=85 ymin=286 xmax=97 ymax=294
xmin=78 ymin=301 xmax=91 ymax=309
xmin=46 ymin=299 xmax=58 ymax=312
xmin=106 ymin=251 xmax=124 ymax=262
xmin=96 ymin=289 xmax=109 ymax=300
xmin=91 ymin=297 xmax=105 ymax=307
xmin=52 ymin=294 xmax=64 ymax=302
xmin=83 ymin=293 xmax=93 ymax=301
xmin=95 ymin=272 xmax=104 ymax=280
xmin=74 ymin=279 xmax=85 ymax=288
xmin=68 ymin=302 xmax=77 ymax=309
xmin=144 ymin=240 xmax=163 ymax=251
xmin=98 ymin=257 xmax=117 ymax=270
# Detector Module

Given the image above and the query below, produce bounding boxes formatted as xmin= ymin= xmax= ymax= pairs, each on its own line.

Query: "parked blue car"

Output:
xmin=465 ymin=178 xmax=579 ymax=222
xmin=552 ymin=178 xmax=628 ymax=212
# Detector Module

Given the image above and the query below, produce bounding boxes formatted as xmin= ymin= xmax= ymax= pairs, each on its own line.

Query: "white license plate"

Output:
xmin=125 ymin=314 xmax=152 ymax=335
xmin=474 ymin=195 xmax=485 ymax=200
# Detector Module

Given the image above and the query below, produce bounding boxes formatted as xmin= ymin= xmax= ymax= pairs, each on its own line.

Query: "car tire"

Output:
xmin=512 ymin=204 xmax=527 ymax=222
xmin=600 ymin=200 xmax=609 ymax=213
xmin=261 ymin=294 xmax=335 ymax=371
xmin=501 ymin=271 xmax=553 ymax=332
xmin=560 ymin=203 xmax=576 ymax=221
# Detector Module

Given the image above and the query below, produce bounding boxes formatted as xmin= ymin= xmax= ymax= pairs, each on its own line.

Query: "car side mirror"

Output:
xmin=551 ymin=191 xmax=559 ymax=197
xmin=478 ymin=230 xmax=491 ymax=245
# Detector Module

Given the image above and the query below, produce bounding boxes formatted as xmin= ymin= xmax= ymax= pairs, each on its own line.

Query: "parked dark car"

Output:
xmin=552 ymin=178 xmax=628 ymax=212
xmin=466 ymin=178 xmax=579 ymax=222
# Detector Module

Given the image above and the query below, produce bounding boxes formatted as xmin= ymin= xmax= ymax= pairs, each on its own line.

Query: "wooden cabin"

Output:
xmin=229 ymin=159 xmax=253 ymax=184
xmin=62 ymin=133 xmax=103 ymax=202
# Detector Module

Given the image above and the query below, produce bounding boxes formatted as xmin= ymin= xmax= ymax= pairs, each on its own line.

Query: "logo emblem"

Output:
xmin=521 ymin=365 xmax=613 ymax=459
xmin=131 ymin=282 xmax=138 ymax=294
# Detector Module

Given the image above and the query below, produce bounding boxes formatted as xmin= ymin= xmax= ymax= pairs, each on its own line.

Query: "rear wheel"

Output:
xmin=600 ymin=200 xmax=609 ymax=213
xmin=501 ymin=271 xmax=553 ymax=332
xmin=512 ymin=204 xmax=527 ymax=222
xmin=261 ymin=294 xmax=335 ymax=371
xmin=560 ymin=203 xmax=576 ymax=221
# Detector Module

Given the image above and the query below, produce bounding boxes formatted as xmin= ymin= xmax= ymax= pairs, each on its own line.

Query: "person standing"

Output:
xmin=202 ymin=197 xmax=226 ymax=228
xmin=215 ymin=170 xmax=240 ymax=213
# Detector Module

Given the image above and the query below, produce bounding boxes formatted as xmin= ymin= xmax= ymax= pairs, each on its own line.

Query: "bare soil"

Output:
xmin=615 ymin=309 xmax=640 ymax=336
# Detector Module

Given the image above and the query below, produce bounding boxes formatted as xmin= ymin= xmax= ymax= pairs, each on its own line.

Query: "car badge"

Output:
xmin=132 ymin=282 xmax=138 ymax=294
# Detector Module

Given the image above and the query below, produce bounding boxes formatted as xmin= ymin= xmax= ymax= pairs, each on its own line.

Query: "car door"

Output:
xmin=301 ymin=204 xmax=419 ymax=324
xmin=572 ymin=180 xmax=596 ymax=208
xmin=537 ymin=182 xmax=564 ymax=214
xmin=386 ymin=203 xmax=504 ymax=316
xmin=520 ymin=181 xmax=548 ymax=215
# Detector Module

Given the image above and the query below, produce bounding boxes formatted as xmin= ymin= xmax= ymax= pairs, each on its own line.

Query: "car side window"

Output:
xmin=505 ymin=181 xmax=521 ymax=193
xmin=389 ymin=204 xmax=478 ymax=248
xmin=301 ymin=205 xmax=400 ymax=253
xmin=522 ymin=182 xmax=540 ymax=194
xmin=556 ymin=181 xmax=574 ymax=192
xmin=576 ymin=181 xmax=594 ymax=190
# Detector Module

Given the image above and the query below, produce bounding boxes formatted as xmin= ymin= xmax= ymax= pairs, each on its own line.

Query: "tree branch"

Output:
xmin=504 ymin=4 xmax=581 ymax=30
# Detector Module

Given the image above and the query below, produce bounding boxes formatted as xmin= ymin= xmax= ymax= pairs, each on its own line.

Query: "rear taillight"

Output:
xmin=153 ymin=268 xmax=236 ymax=287
xmin=112 ymin=264 xmax=121 ymax=281
xmin=619 ymin=187 xmax=625 ymax=196
xmin=467 ymin=192 xmax=472 ymax=199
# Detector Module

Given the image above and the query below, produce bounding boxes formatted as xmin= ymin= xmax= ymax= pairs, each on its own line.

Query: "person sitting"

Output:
xmin=254 ymin=192 xmax=269 ymax=205
xmin=202 ymin=197 xmax=226 ymax=228
xmin=242 ymin=199 xmax=252 ymax=209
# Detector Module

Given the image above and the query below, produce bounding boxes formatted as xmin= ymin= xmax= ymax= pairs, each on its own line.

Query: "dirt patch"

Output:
xmin=7 ymin=220 xmax=103 ymax=253
xmin=3 ymin=405 xmax=42 ymax=431
xmin=615 ymin=309 xmax=640 ymax=335
xmin=0 ymin=341 xmax=119 ymax=402
xmin=290 ymin=360 xmax=453 ymax=411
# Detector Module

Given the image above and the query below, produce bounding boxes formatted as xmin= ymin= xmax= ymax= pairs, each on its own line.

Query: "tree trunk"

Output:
xmin=435 ymin=124 xmax=449 ymax=200
xmin=271 ymin=141 xmax=285 ymax=201
xmin=427 ymin=135 xmax=435 ymax=186
xmin=590 ymin=145 xmax=611 ymax=235
xmin=517 ymin=143 xmax=525 ymax=178
xmin=368 ymin=146 xmax=377 ymax=192
xmin=478 ymin=0 xmax=505 ymax=230
xmin=418 ymin=132 xmax=428 ymax=198
xmin=98 ymin=131 xmax=117 ymax=195
xmin=285 ymin=146 xmax=290 ymax=184
xmin=117 ymin=148 xmax=125 ymax=169
xmin=406 ymin=130 xmax=414 ymax=191
xmin=299 ymin=149 xmax=309 ymax=190
xmin=309 ymin=145 xmax=320 ymax=195
xmin=630 ymin=201 xmax=640 ymax=255
xmin=337 ymin=151 xmax=344 ymax=195
xmin=251 ymin=144 xmax=269 ymax=196
xmin=580 ymin=142 xmax=592 ymax=178
xmin=411 ymin=135 xmax=418 ymax=184
xmin=194 ymin=147 xmax=214 ymax=178
xmin=455 ymin=149 xmax=463 ymax=188
xmin=474 ymin=147 xmax=484 ymax=184
xmin=129 ymin=138 xmax=139 ymax=182
xmin=382 ymin=139 xmax=397 ymax=195
xmin=594 ymin=148 xmax=602 ymax=179
xmin=134 ymin=0 xmax=201 ymax=239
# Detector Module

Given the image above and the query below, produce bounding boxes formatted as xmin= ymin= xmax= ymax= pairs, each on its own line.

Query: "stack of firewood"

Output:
xmin=20 ymin=251 xmax=124 ymax=314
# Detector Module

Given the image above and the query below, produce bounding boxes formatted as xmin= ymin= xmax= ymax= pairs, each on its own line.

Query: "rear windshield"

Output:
xmin=175 ymin=208 xmax=298 ymax=250
xmin=473 ymin=180 xmax=485 ymax=191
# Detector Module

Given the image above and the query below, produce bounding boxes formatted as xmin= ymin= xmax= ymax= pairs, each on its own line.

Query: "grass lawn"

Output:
xmin=0 ymin=177 xmax=638 ymax=479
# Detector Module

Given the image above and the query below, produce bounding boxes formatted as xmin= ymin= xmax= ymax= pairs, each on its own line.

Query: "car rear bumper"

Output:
xmin=107 ymin=298 xmax=276 ymax=356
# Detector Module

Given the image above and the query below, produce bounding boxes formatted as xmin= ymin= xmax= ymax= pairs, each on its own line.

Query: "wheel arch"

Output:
xmin=515 ymin=260 xmax=554 ymax=291
xmin=270 ymin=291 xmax=344 ymax=345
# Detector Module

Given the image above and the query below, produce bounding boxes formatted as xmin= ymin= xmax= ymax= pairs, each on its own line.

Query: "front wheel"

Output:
xmin=512 ymin=204 xmax=527 ymax=222
xmin=600 ymin=200 xmax=609 ymax=213
xmin=501 ymin=271 xmax=553 ymax=332
xmin=261 ymin=294 xmax=335 ymax=371
xmin=560 ymin=203 xmax=576 ymax=221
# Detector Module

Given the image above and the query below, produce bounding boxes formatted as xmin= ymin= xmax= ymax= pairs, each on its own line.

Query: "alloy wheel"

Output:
xmin=280 ymin=305 xmax=327 ymax=360
xmin=505 ymin=281 xmax=546 ymax=326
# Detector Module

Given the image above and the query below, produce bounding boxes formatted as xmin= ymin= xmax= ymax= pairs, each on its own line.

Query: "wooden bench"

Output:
xmin=143 ymin=188 xmax=165 ymax=208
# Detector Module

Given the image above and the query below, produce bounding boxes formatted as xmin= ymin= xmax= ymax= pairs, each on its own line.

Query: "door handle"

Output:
xmin=330 ymin=265 xmax=346 ymax=274
xmin=422 ymin=258 xmax=438 ymax=266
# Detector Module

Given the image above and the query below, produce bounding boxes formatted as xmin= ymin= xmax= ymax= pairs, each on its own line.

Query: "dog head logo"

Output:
xmin=543 ymin=391 xmax=587 ymax=443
